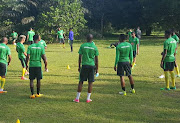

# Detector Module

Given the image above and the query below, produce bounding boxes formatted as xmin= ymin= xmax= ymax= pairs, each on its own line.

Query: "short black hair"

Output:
xmin=165 ymin=30 xmax=171 ymax=36
xmin=171 ymin=29 xmax=176 ymax=33
xmin=119 ymin=34 xmax=126 ymax=41
xmin=33 ymin=35 xmax=39 ymax=41
xmin=131 ymin=32 xmax=135 ymax=35
xmin=87 ymin=34 xmax=93 ymax=41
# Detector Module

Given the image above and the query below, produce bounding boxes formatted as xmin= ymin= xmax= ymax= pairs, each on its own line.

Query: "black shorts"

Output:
xmin=163 ymin=61 xmax=175 ymax=71
xmin=29 ymin=67 xmax=42 ymax=80
xmin=133 ymin=51 xmax=136 ymax=58
xmin=0 ymin=63 xmax=7 ymax=76
xmin=117 ymin=62 xmax=131 ymax=76
xmin=19 ymin=58 xmax=26 ymax=68
xmin=79 ymin=65 xmax=95 ymax=82
xmin=28 ymin=41 xmax=34 ymax=45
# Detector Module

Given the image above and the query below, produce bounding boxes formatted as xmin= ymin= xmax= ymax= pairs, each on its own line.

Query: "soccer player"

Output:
xmin=39 ymin=36 xmax=47 ymax=49
xmin=114 ymin=34 xmax=135 ymax=96
xmin=171 ymin=29 xmax=180 ymax=77
xmin=129 ymin=32 xmax=139 ymax=69
xmin=27 ymin=28 xmax=35 ymax=45
xmin=26 ymin=35 xmax=48 ymax=99
xmin=0 ymin=37 xmax=11 ymax=93
xmin=73 ymin=34 xmax=99 ymax=103
xmin=69 ymin=28 xmax=74 ymax=52
xmin=160 ymin=30 xmax=177 ymax=90
xmin=16 ymin=35 xmax=29 ymax=80
xmin=57 ymin=27 xmax=65 ymax=48
xmin=11 ymin=30 xmax=18 ymax=45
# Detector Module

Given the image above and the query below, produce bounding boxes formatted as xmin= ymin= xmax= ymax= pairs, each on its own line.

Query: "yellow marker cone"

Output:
xmin=16 ymin=119 xmax=20 ymax=123
xmin=67 ymin=65 xmax=70 ymax=70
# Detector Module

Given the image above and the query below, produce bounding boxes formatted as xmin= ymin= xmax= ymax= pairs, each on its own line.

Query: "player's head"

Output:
xmin=13 ymin=30 xmax=15 ymax=33
xmin=137 ymin=27 xmax=140 ymax=29
xmin=30 ymin=28 xmax=33 ymax=31
xmin=132 ymin=32 xmax=136 ymax=38
xmin=2 ymin=37 xmax=8 ymax=44
xmin=33 ymin=35 xmax=40 ymax=42
xmin=119 ymin=34 xmax=126 ymax=42
xmin=58 ymin=27 xmax=61 ymax=31
xmin=165 ymin=30 xmax=171 ymax=39
xmin=130 ymin=29 xmax=132 ymax=32
xmin=69 ymin=28 xmax=73 ymax=31
xmin=19 ymin=35 xmax=26 ymax=43
xmin=87 ymin=34 xmax=93 ymax=42
xmin=171 ymin=29 xmax=176 ymax=35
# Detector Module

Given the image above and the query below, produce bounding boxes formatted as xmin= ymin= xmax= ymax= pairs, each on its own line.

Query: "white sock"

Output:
xmin=87 ymin=93 xmax=91 ymax=100
xmin=76 ymin=92 xmax=81 ymax=100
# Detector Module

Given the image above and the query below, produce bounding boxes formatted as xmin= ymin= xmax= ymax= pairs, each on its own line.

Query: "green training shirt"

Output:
xmin=172 ymin=34 xmax=179 ymax=43
xmin=27 ymin=31 xmax=35 ymax=41
xmin=78 ymin=42 xmax=99 ymax=66
xmin=11 ymin=32 xmax=18 ymax=38
xmin=0 ymin=43 xmax=11 ymax=65
xmin=39 ymin=40 xmax=47 ymax=48
xmin=163 ymin=37 xmax=177 ymax=62
xmin=16 ymin=42 xmax=26 ymax=59
xmin=57 ymin=30 xmax=64 ymax=39
xmin=128 ymin=31 xmax=132 ymax=39
xmin=114 ymin=42 xmax=133 ymax=66
xmin=129 ymin=37 xmax=139 ymax=51
xmin=27 ymin=43 xmax=45 ymax=67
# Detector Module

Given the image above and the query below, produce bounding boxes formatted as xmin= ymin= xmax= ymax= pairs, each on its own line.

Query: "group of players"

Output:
xmin=0 ymin=26 xmax=179 ymax=102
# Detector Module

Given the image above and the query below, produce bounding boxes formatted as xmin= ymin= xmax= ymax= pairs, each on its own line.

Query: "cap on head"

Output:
xmin=87 ymin=34 xmax=93 ymax=42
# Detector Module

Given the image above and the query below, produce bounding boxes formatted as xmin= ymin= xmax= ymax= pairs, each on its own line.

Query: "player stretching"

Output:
xmin=114 ymin=34 xmax=135 ymax=96
xmin=129 ymin=32 xmax=139 ymax=69
xmin=27 ymin=28 xmax=35 ymax=45
xmin=160 ymin=30 xmax=177 ymax=90
xmin=73 ymin=34 xmax=99 ymax=103
xmin=0 ymin=37 xmax=11 ymax=93
xmin=26 ymin=35 xmax=48 ymax=99
xmin=11 ymin=30 xmax=18 ymax=45
xmin=57 ymin=27 xmax=65 ymax=48
xmin=171 ymin=29 xmax=180 ymax=77
xmin=16 ymin=35 xmax=29 ymax=80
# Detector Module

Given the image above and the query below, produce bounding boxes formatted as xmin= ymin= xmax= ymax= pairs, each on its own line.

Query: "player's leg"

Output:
xmin=117 ymin=62 xmax=126 ymax=95
xmin=35 ymin=67 xmax=43 ymax=97
xmin=70 ymin=40 xmax=73 ymax=52
xmin=29 ymin=67 xmax=35 ymax=98
xmin=0 ymin=63 xmax=7 ymax=93
xmin=62 ymin=39 xmax=65 ymax=48
xmin=132 ymin=51 xmax=136 ymax=69
xmin=174 ymin=61 xmax=180 ymax=77
xmin=161 ymin=62 xmax=170 ymax=90
xmin=20 ymin=58 xmax=27 ymax=80
xmin=169 ymin=62 xmax=176 ymax=90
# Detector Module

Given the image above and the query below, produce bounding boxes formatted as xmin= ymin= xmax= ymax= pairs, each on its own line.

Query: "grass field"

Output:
xmin=1 ymin=36 xmax=180 ymax=123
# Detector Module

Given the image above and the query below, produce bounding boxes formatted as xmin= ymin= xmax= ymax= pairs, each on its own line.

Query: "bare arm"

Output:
xmin=27 ymin=35 xmax=29 ymax=41
xmin=95 ymin=56 xmax=98 ymax=73
xmin=137 ymin=44 xmax=139 ymax=55
xmin=26 ymin=54 xmax=30 ymax=70
xmin=42 ymin=54 xmax=47 ymax=70
xmin=23 ymin=52 xmax=27 ymax=57
xmin=78 ymin=54 xmax=82 ymax=72
xmin=160 ymin=49 xmax=167 ymax=68
xmin=8 ymin=55 xmax=12 ymax=66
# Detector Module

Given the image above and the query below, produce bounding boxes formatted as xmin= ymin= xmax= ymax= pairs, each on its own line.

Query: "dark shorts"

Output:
xmin=69 ymin=40 xmax=73 ymax=46
xmin=29 ymin=67 xmax=42 ymax=80
xmin=28 ymin=41 xmax=34 ymax=45
xmin=163 ymin=61 xmax=175 ymax=71
xmin=19 ymin=58 xmax=26 ymax=68
xmin=59 ymin=38 xmax=65 ymax=43
xmin=133 ymin=51 xmax=136 ymax=58
xmin=0 ymin=63 xmax=7 ymax=76
xmin=117 ymin=62 xmax=131 ymax=76
xmin=79 ymin=65 xmax=95 ymax=83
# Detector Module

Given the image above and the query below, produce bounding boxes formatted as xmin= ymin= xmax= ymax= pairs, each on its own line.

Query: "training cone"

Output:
xmin=16 ymin=119 xmax=20 ymax=123
xmin=67 ymin=65 xmax=70 ymax=70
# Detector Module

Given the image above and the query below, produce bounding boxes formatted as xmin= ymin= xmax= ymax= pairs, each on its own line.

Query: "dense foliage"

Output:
xmin=0 ymin=0 xmax=180 ymax=41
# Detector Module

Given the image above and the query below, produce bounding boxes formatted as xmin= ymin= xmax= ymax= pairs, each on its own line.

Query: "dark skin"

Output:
xmin=160 ymin=34 xmax=177 ymax=69
xmin=114 ymin=38 xmax=134 ymax=89
xmin=77 ymin=35 xmax=98 ymax=93
xmin=26 ymin=37 xmax=48 ymax=95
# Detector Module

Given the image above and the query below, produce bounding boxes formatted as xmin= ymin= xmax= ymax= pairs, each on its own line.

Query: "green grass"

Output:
xmin=1 ymin=36 xmax=180 ymax=123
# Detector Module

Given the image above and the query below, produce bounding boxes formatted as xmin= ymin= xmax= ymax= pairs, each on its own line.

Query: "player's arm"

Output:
xmin=27 ymin=35 xmax=29 ymax=41
xmin=114 ymin=47 xmax=120 ymax=71
xmin=95 ymin=56 xmax=98 ymax=73
xmin=16 ymin=47 xmax=18 ymax=53
xmin=42 ymin=54 xmax=47 ymax=71
xmin=161 ymin=49 xmax=167 ymax=68
xmin=26 ymin=54 xmax=30 ymax=70
xmin=130 ymin=46 xmax=133 ymax=66
xmin=137 ymin=39 xmax=139 ymax=55
xmin=78 ymin=54 xmax=82 ymax=72
xmin=8 ymin=55 xmax=12 ymax=66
